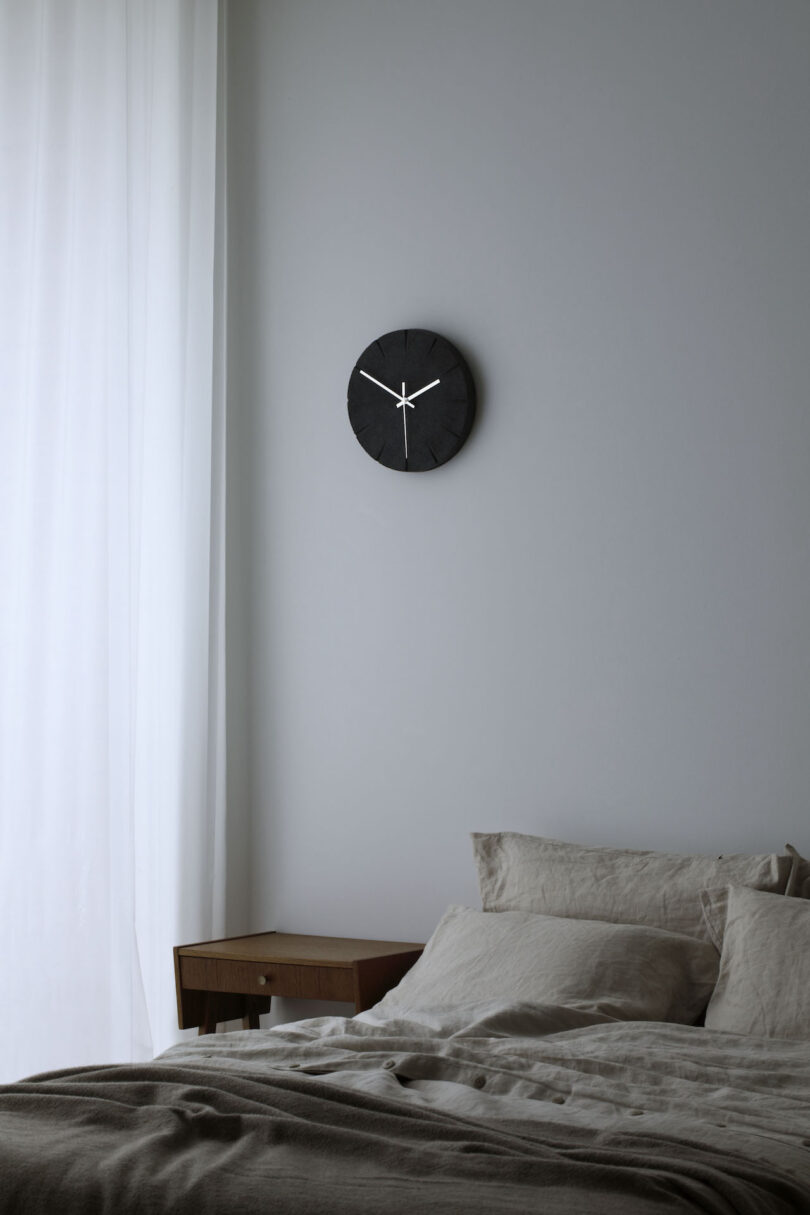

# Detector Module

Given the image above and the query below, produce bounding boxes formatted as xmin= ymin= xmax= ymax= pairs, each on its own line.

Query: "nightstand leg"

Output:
xmin=242 ymin=995 xmax=265 ymax=1029
xmin=198 ymin=992 xmax=219 ymax=1035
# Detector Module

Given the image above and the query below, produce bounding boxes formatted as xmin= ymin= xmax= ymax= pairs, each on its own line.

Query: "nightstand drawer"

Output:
xmin=180 ymin=956 xmax=355 ymax=1003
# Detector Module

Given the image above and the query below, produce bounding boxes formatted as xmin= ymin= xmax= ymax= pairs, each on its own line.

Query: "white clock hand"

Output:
xmin=401 ymin=381 xmax=409 ymax=459
xmin=406 ymin=377 xmax=440 ymax=402
xmin=359 ymin=369 xmax=402 ymax=402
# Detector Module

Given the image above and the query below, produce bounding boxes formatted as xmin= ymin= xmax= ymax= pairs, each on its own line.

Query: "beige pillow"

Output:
xmin=701 ymin=845 xmax=807 ymax=951
xmin=471 ymin=832 xmax=797 ymax=943
xmin=785 ymin=844 xmax=810 ymax=898
xmin=698 ymin=887 xmax=730 ymax=952
xmin=704 ymin=885 xmax=810 ymax=1039
xmin=375 ymin=904 xmax=719 ymax=1025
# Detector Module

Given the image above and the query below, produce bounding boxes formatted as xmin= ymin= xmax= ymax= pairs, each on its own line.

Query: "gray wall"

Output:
xmin=226 ymin=0 xmax=810 ymax=966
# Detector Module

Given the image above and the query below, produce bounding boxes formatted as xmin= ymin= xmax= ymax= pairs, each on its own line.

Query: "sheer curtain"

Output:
xmin=0 ymin=1 xmax=227 ymax=1082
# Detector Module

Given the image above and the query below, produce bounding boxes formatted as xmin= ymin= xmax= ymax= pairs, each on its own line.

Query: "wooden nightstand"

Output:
xmin=174 ymin=931 xmax=424 ymax=1035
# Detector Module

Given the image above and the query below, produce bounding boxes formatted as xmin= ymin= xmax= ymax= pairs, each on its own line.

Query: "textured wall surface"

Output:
xmin=225 ymin=1 xmax=810 ymax=971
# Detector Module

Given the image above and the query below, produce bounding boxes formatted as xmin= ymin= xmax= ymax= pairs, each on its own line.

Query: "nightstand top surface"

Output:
xmin=176 ymin=931 xmax=424 ymax=968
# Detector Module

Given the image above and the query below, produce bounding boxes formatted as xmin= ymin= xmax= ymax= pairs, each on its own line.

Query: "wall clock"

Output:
xmin=347 ymin=329 xmax=476 ymax=472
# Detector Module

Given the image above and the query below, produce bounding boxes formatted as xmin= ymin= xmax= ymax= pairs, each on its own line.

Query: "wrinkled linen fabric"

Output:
xmin=1 ymin=1001 xmax=809 ymax=1213
xmin=372 ymin=905 xmax=719 ymax=1024
xmin=472 ymin=832 xmax=797 ymax=941
xmin=704 ymin=885 xmax=810 ymax=1039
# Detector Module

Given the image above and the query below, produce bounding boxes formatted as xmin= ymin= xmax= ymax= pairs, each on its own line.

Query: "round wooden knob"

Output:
xmin=257 ymin=974 xmax=268 ymax=986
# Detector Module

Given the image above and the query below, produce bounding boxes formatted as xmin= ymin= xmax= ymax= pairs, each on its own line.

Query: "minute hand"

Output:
xmin=407 ymin=378 xmax=440 ymax=402
xmin=359 ymin=369 xmax=403 ymax=402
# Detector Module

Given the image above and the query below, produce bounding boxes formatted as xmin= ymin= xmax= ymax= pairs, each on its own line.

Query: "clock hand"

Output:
xmin=359 ymin=369 xmax=403 ymax=402
xmin=406 ymin=377 xmax=440 ymax=402
xmin=401 ymin=381 xmax=408 ymax=459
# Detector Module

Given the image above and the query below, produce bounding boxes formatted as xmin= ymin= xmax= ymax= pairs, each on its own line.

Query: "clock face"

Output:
xmin=347 ymin=329 xmax=475 ymax=472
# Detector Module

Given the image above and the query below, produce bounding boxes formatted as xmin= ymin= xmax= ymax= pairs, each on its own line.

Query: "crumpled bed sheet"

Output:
xmin=1 ymin=1000 xmax=808 ymax=1213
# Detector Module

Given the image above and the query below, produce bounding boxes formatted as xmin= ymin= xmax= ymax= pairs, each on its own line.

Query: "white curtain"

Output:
xmin=0 ymin=0 xmax=226 ymax=1082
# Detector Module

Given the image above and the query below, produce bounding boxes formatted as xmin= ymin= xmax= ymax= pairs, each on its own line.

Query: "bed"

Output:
xmin=2 ymin=831 xmax=809 ymax=1214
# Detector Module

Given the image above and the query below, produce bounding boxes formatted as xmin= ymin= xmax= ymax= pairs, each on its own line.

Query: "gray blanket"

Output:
xmin=1 ymin=1003 xmax=809 ymax=1213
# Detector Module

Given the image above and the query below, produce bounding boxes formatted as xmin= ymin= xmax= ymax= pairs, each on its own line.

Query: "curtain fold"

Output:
xmin=0 ymin=0 xmax=226 ymax=1082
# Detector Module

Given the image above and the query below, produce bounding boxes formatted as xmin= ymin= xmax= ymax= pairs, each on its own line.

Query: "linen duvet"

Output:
xmin=1 ymin=1001 xmax=809 ymax=1214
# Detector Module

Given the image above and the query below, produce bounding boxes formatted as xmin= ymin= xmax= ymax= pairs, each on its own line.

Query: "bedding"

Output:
xmin=1 ymin=1001 xmax=809 ymax=1213
xmin=3 ymin=838 xmax=809 ymax=1214
xmin=472 ymin=831 xmax=800 ymax=940
xmin=702 ymin=884 xmax=810 ymax=1040
xmin=373 ymin=904 xmax=719 ymax=1024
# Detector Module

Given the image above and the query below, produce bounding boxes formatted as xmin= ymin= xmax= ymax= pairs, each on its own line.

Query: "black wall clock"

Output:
xmin=347 ymin=329 xmax=475 ymax=472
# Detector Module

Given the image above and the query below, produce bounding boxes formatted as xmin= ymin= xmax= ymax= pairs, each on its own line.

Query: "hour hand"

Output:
xmin=407 ymin=378 xmax=440 ymax=401
xmin=359 ymin=369 xmax=403 ymax=402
